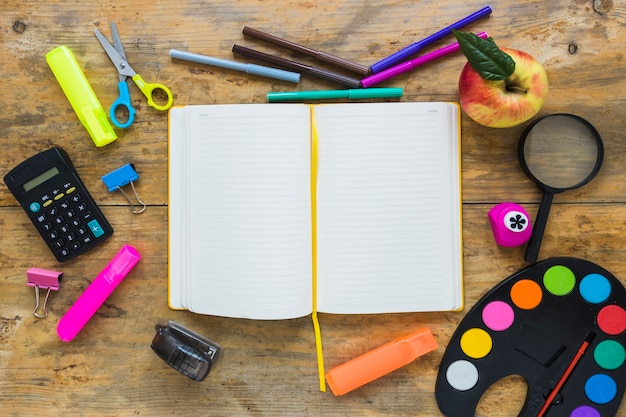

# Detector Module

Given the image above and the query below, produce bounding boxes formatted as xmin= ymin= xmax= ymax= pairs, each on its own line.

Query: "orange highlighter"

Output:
xmin=325 ymin=326 xmax=438 ymax=396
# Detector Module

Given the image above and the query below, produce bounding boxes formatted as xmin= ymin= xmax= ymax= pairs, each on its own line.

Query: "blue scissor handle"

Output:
xmin=110 ymin=81 xmax=137 ymax=129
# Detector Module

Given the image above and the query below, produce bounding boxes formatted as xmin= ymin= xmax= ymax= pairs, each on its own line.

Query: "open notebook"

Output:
xmin=169 ymin=102 xmax=463 ymax=320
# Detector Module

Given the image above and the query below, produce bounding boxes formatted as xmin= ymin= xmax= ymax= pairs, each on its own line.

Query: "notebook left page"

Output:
xmin=169 ymin=104 xmax=313 ymax=319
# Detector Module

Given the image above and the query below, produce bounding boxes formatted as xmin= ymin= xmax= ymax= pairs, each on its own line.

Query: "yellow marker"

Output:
xmin=46 ymin=46 xmax=117 ymax=147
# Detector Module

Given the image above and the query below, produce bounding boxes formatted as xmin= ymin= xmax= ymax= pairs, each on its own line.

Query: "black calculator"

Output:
xmin=3 ymin=147 xmax=113 ymax=262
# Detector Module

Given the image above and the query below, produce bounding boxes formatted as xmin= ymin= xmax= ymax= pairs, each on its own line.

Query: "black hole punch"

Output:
xmin=151 ymin=321 xmax=222 ymax=382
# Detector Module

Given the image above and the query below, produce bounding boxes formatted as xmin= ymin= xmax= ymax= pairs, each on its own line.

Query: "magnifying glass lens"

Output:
xmin=522 ymin=115 xmax=601 ymax=189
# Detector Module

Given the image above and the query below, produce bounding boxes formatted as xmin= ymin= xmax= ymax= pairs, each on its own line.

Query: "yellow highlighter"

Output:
xmin=46 ymin=45 xmax=117 ymax=147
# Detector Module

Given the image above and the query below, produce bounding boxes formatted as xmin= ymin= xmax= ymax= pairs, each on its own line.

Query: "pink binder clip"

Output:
xmin=26 ymin=268 xmax=63 ymax=318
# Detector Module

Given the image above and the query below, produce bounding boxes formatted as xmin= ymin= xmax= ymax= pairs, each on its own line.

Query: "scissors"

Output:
xmin=94 ymin=22 xmax=173 ymax=128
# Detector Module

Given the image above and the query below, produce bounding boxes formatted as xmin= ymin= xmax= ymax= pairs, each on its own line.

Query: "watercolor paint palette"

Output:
xmin=435 ymin=257 xmax=626 ymax=417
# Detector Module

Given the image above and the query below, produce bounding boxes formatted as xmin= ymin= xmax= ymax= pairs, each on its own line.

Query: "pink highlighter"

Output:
xmin=57 ymin=244 xmax=141 ymax=342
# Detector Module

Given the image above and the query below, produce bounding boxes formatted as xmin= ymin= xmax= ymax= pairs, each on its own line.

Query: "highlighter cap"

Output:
xmin=46 ymin=46 xmax=117 ymax=147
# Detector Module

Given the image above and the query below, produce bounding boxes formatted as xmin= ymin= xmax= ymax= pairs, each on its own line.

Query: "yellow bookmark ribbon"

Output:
xmin=310 ymin=106 xmax=326 ymax=392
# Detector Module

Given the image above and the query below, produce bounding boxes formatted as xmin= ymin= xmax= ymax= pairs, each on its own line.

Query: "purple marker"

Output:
xmin=369 ymin=5 xmax=493 ymax=74
xmin=361 ymin=32 xmax=489 ymax=88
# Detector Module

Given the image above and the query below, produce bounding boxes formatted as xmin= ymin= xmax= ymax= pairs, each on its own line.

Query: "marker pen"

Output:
xmin=267 ymin=88 xmax=403 ymax=102
xmin=369 ymin=5 xmax=493 ymax=73
xmin=232 ymin=45 xmax=362 ymax=89
xmin=360 ymin=32 xmax=488 ymax=88
xmin=169 ymin=49 xmax=301 ymax=83
xmin=242 ymin=26 xmax=370 ymax=76
xmin=325 ymin=326 xmax=438 ymax=396
xmin=46 ymin=45 xmax=117 ymax=147
xmin=57 ymin=245 xmax=141 ymax=342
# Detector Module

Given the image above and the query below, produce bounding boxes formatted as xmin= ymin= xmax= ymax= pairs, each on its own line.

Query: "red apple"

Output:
xmin=458 ymin=48 xmax=549 ymax=128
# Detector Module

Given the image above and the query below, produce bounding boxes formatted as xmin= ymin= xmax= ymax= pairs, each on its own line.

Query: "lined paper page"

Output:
xmin=168 ymin=107 xmax=188 ymax=310
xmin=313 ymin=102 xmax=462 ymax=314
xmin=179 ymin=104 xmax=313 ymax=319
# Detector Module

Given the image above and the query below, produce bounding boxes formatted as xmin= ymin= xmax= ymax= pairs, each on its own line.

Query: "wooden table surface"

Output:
xmin=2 ymin=0 xmax=625 ymax=415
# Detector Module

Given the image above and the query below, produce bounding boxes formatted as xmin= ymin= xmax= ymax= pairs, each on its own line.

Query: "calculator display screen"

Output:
xmin=23 ymin=167 xmax=60 ymax=192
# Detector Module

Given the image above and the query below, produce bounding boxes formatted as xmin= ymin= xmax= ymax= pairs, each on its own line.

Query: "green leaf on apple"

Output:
xmin=452 ymin=30 xmax=515 ymax=81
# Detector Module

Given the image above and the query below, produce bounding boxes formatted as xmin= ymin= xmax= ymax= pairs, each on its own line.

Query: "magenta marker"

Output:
xmin=57 ymin=244 xmax=140 ymax=342
xmin=361 ymin=32 xmax=488 ymax=88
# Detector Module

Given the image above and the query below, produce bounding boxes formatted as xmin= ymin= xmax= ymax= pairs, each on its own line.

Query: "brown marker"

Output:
xmin=242 ymin=26 xmax=370 ymax=76
xmin=232 ymin=45 xmax=362 ymax=89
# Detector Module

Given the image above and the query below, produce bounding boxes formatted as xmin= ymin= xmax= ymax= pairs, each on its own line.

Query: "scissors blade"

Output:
xmin=109 ymin=22 xmax=127 ymax=62
xmin=94 ymin=27 xmax=136 ymax=78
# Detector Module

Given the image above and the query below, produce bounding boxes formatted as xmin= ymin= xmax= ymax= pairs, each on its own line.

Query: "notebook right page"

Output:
xmin=313 ymin=102 xmax=463 ymax=314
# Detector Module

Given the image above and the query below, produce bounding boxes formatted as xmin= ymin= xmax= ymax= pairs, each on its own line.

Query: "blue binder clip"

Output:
xmin=102 ymin=163 xmax=146 ymax=214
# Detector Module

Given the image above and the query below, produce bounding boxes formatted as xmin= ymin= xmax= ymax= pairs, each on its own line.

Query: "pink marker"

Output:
xmin=57 ymin=244 xmax=141 ymax=342
xmin=360 ymin=31 xmax=489 ymax=88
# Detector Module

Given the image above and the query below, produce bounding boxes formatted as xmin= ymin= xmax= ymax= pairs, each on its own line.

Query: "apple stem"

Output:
xmin=506 ymin=78 xmax=528 ymax=94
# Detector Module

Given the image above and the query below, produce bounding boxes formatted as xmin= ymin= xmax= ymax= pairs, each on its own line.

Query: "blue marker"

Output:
xmin=169 ymin=49 xmax=301 ymax=83
xmin=369 ymin=5 xmax=493 ymax=74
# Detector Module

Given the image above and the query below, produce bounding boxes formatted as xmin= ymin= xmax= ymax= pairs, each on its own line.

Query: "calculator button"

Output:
xmin=60 ymin=247 xmax=71 ymax=257
xmin=71 ymin=241 xmax=82 ymax=251
xmin=49 ymin=207 xmax=59 ymax=216
xmin=54 ymin=239 xmax=65 ymax=248
xmin=43 ymin=200 xmax=53 ymax=208
xmin=77 ymin=226 xmax=87 ymax=236
xmin=54 ymin=215 xmax=65 ymax=225
xmin=87 ymin=219 xmax=105 ymax=238
xmin=36 ymin=213 xmax=47 ymax=223
xmin=82 ymin=235 xmax=94 ymax=245
xmin=54 ymin=193 xmax=64 ymax=201
xmin=43 ymin=222 xmax=54 ymax=231
xmin=49 ymin=230 xmax=59 ymax=240
xmin=66 ymin=187 xmax=76 ymax=194
xmin=82 ymin=211 xmax=93 ymax=221
xmin=60 ymin=200 xmax=70 ymax=210
xmin=60 ymin=224 xmax=71 ymax=234
xmin=29 ymin=202 xmax=41 ymax=213
xmin=66 ymin=232 xmax=76 ymax=242
xmin=66 ymin=209 xmax=76 ymax=219
xmin=71 ymin=218 xmax=81 ymax=227
xmin=71 ymin=194 xmax=81 ymax=204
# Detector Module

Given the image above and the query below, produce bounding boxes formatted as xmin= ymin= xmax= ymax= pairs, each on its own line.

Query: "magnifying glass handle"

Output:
xmin=524 ymin=192 xmax=554 ymax=263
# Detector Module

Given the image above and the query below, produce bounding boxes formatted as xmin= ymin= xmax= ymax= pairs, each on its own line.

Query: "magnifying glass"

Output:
xmin=518 ymin=113 xmax=604 ymax=263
